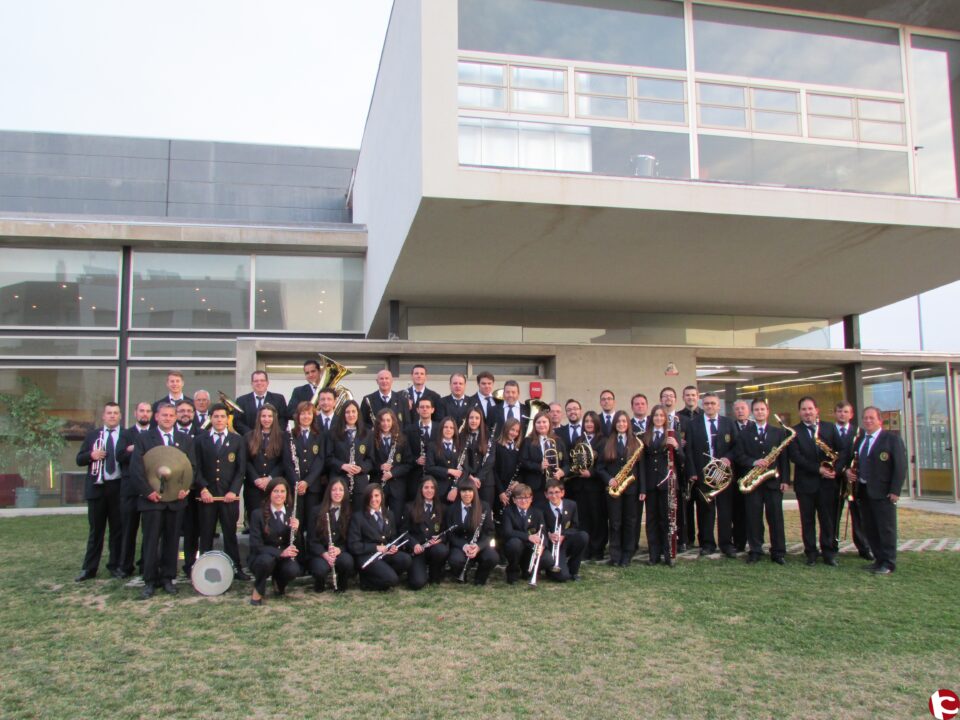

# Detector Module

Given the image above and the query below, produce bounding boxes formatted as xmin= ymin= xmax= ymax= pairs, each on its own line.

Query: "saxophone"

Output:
xmin=608 ymin=440 xmax=645 ymax=497
xmin=814 ymin=422 xmax=839 ymax=473
xmin=737 ymin=415 xmax=797 ymax=494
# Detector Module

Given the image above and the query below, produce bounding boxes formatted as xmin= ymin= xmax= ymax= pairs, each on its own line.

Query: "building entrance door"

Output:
xmin=910 ymin=367 xmax=954 ymax=499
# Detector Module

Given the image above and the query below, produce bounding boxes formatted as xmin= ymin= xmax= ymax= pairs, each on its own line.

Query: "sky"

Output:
xmin=0 ymin=0 xmax=957 ymax=353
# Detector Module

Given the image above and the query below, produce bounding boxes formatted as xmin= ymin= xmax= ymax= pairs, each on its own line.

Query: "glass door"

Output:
xmin=911 ymin=367 xmax=954 ymax=499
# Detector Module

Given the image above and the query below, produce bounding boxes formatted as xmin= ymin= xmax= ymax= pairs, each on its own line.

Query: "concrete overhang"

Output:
xmin=0 ymin=212 xmax=368 ymax=254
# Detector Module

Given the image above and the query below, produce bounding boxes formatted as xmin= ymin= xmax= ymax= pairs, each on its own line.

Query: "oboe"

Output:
xmin=327 ymin=510 xmax=338 ymax=591
xmin=457 ymin=510 xmax=487 ymax=582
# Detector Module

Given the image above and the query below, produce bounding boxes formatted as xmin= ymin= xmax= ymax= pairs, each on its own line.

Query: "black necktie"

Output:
xmin=214 ymin=432 xmax=223 ymax=448
xmin=381 ymin=395 xmax=389 ymax=404
xmin=508 ymin=405 xmax=516 ymax=420
xmin=617 ymin=435 xmax=626 ymax=452
xmin=256 ymin=397 xmax=263 ymax=409
xmin=275 ymin=510 xmax=284 ymax=523
xmin=486 ymin=397 xmax=493 ymax=414
xmin=839 ymin=426 xmax=846 ymax=439
xmin=105 ymin=431 xmax=116 ymax=474
xmin=375 ymin=511 xmax=384 ymax=532
xmin=164 ymin=433 xmax=173 ymax=446
xmin=654 ymin=431 xmax=662 ymax=448
xmin=425 ymin=502 xmax=432 ymax=515
xmin=348 ymin=429 xmax=355 ymax=443
xmin=709 ymin=419 xmax=718 ymax=450
xmin=445 ymin=442 xmax=453 ymax=452
xmin=861 ymin=435 xmax=873 ymax=458
xmin=324 ymin=417 xmax=330 ymax=431
xmin=520 ymin=509 xmax=526 ymax=523
xmin=758 ymin=427 xmax=766 ymax=443
xmin=554 ymin=507 xmax=562 ymax=527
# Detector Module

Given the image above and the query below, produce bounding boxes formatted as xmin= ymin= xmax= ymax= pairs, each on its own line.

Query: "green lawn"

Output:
xmin=1 ymin=515 xmax=957 ymax=720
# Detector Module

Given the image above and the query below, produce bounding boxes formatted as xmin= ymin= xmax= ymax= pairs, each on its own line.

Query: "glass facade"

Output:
xmin=910 ymin=36 xmax=960 ymax=197
xmin=254 ymin=255 xmax=363 ymax=332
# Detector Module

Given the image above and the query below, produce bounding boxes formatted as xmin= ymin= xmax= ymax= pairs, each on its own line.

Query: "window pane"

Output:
xmin=698 ymin=84 xmax=745 ymax=106
xmin=0 ymin=248 xmax=119 ymax=328
xmin=693 ymin=4 xmax=902 ymax=91
xmin=127 ymin=368 xmax=235 ymax=420
xmin=0 ymin=337 xmax=117 ymax=358
xmin=753 ymin=110 xmax=800 ymax=135
xmin=458 ymin=61 xmax=505 ymax=86
xmin=808 ymin=94 xmax=854 ymax=117
xmin=858 ymin=99 xmax=903 ymax=122
xmin=577 ymin=95 xmax=629 ymax=119
xmin=512 ymin=66 xmax=564 ymax=91
xmin=255 ymin=255 xmax=363 ymax=332
xmin=459 ymin=0 xmax=686 ymax=69
xmin=698 ymin=134 xmax=910 ymax=193
xmin=458 ymin=85 xmax=506 ymax=109
xmin=131 ymin=252 xmax=250 ymax=330
xmin=700 ymin=106 xmax=747 ymax=128
xmin=910 ymin=35 xmax=960 ymax=197
xmin=128 ymin=338 xmax=236 ymax=359
xmin=511 ymin=90 xmax=564 ymax=114
xmin=809 ymin=115 xmax=856 ymax=139
xmin=636 ymin=77 xmax=685 ymax=101
xmin=636 ymin=100 xmax=686 ymax=124
xmin=459 ymin=117 xmax=483 ymax=165
xmin=752 ymin=88 xmax=798 ymax=112
xmin=575 ymin=72 xmax=627 ymax=96
xmin=859 ymin=120 xmax=905 ymax=145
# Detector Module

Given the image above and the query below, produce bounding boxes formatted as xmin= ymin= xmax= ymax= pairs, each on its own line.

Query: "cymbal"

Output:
xmin=143 ymin=445 xmax=193 ymax=502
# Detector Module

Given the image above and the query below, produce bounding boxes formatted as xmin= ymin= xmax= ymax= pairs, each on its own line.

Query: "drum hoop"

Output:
xmin=191 ymin=550 xmax=235 ymax=596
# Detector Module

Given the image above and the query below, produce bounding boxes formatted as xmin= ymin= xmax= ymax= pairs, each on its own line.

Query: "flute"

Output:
xmin=361 ymin=531 xmax=410 ymax=569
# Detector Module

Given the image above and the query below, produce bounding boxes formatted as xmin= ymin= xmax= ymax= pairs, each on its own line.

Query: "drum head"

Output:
xmin=191 ymin=551 xmax=235 ymax=596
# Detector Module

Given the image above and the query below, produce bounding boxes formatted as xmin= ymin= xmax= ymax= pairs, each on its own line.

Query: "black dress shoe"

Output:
xmin=140 ymin=585 xmax=155 ymax=600
xmin=859 ymin=551 xmax=875 ymax=561
xmin=772 ymin=556 xmax=785 ymax=565
xmin=162 ymin=580 xmax=178 ymax=595
xmin=862 ymin=562 xmax=881 ymax=571
xmin=605 ymin=559 xmax=618 ymax=566
xmin=871 ymin=566 xmax=893 ymax=575
xmin=313 ymin=580 xmax=325 ymax=593
xmin=745 ymin=555 xmax=758 ymax=564
xmin=646 ymin=559 xmax=659 ymax=566
xmin=723 ymin=549 xmax=737 ymax=559
xmin=824 ymin=557 xmax=839 ymax=567
xmin=665 ymin=557 xmax=675 ymax=567
xmin=234 ymin=570 xmax=250 ymax=581
xmin=249 ymin=597 xmax=263 ymax=606
xmin=806 ymin=557 xmax=816 ymax=566
xmin=74 ymin=571 xmax=95 ymax=582
xmin=677 ymin=543 xmax=687 ymax=553
xmin=571 ymin=574 xmax=581 ymax=581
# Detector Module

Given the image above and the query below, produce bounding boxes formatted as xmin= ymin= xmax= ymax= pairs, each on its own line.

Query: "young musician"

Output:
xmin=835 ymin=400 xmax=872 ymax=561
xmin=575 ymin=411 xmax=608 ymax=561
xmin=75 ymin=402 xmax=124 ymax=582
xmin=285 ymin=359 xmax=323 ymax=423
xmin=518 ymin=412 xmax=567 ymax=507
xmin=543 ymin=480 xmax=588 ymax=582
xmin=407 ymin=396 xmax=440 ymax=503
xmin=244 ymin=403 xmax=286 ymax=527
xmin=470 ymin=370 xmax=501 ymax=431
xmin=499 ymin=483 xmax=545 ymax=584
xmin=458 ymin=406 xmax=487 ymax=493
xmin=325 ymin=400 xmax=372 ymax=512
xmin=286 ymin=401 xmax=326 ymax=541
xmin=407 ymin=364 xmax=442 ymax=422
xmin=248 ymin=478 xmax=301 ymax=605
xmin=402 ymin=478 xmax=449 ymax=589
xmin=445 ymin=480 xmax=498 ymax=586
xmin=597 ymin=390 xmax=617 ymax=437
xmin=598 ymin=411 xmax=644 ymax=567
xmin=495 ymin=418 xmax=523 ymax=510
xmin=307 ymin=478 xmax=353 ymax=592
xmin=642 ymin=405 xmax=683 ymax=566
xmin=371 ymin=408 xmax=412 ymax=521
xmin=427 ymin=417 xmax=466 ymax=504
xmin=348 ymin=483 xmax=411 ymax=591
xmin=195 ymin=404 xmax=249 ymax=580
xmin=118 ymin=401 xmax=152 ymax=578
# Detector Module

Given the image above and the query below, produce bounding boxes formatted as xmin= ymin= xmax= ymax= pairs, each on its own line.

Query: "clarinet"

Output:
xmin=458 ymin=510 xmax=487 ymax=582
xmin=326 ymin=510 xmax=338 ymax=591
xmin=290 ymin=432 xmax=302 ymax=495
xmin=424 ymin=523 xmax=459 ymax=549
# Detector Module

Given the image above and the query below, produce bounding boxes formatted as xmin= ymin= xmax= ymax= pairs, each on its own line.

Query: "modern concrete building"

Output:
xmin=2 ymin=0 xmax=960 ymax=504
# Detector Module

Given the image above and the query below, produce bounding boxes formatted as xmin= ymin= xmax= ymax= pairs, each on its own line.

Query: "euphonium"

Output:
xmin=310 ymin=353 xmax=354 ymax=413
xmin=737 ymin=415 xmax=797 ymax=494
xmin=608 ymin=441 xmax=644 ymax=498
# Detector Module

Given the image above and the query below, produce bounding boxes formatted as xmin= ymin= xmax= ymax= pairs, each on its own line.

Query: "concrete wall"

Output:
xmin=0 ymin=131 xmax=356 ymax=223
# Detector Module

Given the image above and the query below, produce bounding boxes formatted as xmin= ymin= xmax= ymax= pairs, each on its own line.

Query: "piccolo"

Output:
xmin=361 ymin=531 xmax=410 ymax=569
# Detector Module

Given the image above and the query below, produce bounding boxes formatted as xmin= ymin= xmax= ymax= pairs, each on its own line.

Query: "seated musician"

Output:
xmin=248 ymin=478 xmax=301 ymax=606
xmin=348 ymin=483 xmax=411 ymax=591
xmin=401 ymin=477 xmax=449 ymax=589
xmin=543 ymin=480 xmax=588 ymax=582
xmin=444 ymin=479 xmax=498 ymax=586
xmin=307 ymin=478 xmax=353 ymax=592
xmin=499 ymin=483 xmax=545 ymax=584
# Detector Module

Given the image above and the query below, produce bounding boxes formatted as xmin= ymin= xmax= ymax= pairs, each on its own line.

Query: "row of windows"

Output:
xmin=458 ymin=60 xmax=907 ymax=147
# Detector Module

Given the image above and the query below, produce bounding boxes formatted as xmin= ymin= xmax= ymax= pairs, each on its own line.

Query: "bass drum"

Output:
xmin=191 ymin=550 xmax=235 ymax=596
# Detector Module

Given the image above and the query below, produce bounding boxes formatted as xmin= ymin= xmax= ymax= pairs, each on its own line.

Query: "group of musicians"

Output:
xmin=75 ymin=362 xmax=907 ymax=602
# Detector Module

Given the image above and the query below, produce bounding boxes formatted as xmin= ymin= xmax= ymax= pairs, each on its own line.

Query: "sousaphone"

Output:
xmin=143 ymin=445 xmax=193 ymax=502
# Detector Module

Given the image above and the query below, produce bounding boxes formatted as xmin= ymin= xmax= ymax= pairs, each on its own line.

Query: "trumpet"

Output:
xmin=528 ymin=529 xmax=545 ymax=586
xmin=90 ymin=428 xmax=106 ymax=484
xmin=550 ymin=508 xmax=562 ymax=573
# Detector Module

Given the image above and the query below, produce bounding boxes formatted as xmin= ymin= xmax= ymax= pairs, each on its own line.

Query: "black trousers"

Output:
xmin=546 ymin=530 xmax=587 ymax=581
xmin=838 ymin=491 xmax=871 ymax=556
xmin=407 ymin=543 xmax=450 ymax=589
xmin=606 ymin=490 xmax=638 ymax=564
xmin=797 ymin=480 xmax=838 ymax=560
xmin=580 ymin=488 xmax=608 ymax=558
xmin=307 ymin=551 xmax=355 ymax=590
xmin=119 ymin=493 xmax=143 ymax=575
xmin=744 ymin=486 xmax=785 ymax=559
xmin=682 ymin=490 xmax=696 ymax=544
xmin=251 ymin=552 xmax=301 ymax=596
xmin=731 ymin=483 xmax=748 ymax=551
xmin=357 ymin=551 xmax=412 ymax=590
xmin=198 ymin=499 xmax=241 ymax=569
xmin=479 ymin=481 xmax=495 ymax=511
xmin=694 ymin=486 xmax=717 ymax=551
xmin=303 ymin=491 xmax=324 ymax=558
xmin=632 ymin=493 xmax=645 ymax=554
xmin=81 ymin=481 xmax=123 ymax=575
xmin=858 ymin=485 xmax=897 ymax=570
xmin=448 ymin=546 xmax=498 ymax=585
xmin=181 ymin=493 xmax=200 ymax=572
xmin=141 ymin=506 xmax=183 ymax=586
xmin=502 ymin=537 xmax=535 ymax=581
xmin=714 ymin=485 xmax=735 ymax=553
xmin=645 ymin=485 xmax=671 ymax=562
xmin=384 ymin=479 xmax=406 ymax=525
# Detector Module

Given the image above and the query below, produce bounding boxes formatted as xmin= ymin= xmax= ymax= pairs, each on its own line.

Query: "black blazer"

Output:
xmin=130 ymin=427 xmax=197 ymax=512
xmin=117 ymin=425 xmax=148 ymax=498
xmin=789 ymin=422 xmax=846 ymax=494
xmin=285 ymin=384 xmax=317 ymax=424
xmin=361 ymin=391 xmax=411 ymax=429
xmin=733 ymin=424 xmax=790 ymax=491
xmin=406 ymin=421 xmax=441 ymax=459
xmin=235 ymin=391 xmax=289 ymax=435
xmin=642 ymin=431 xmax=685 ymax=490
xmin=597 ymin=412 xmax=617 ymax=438
xmin=426 ymin=442 xmax=467 ymax=498
xmin=325 ymin=431 xmax=373 ymax=480
xmin=444 ymin=501 xmax=495 ymax=550
xmin=438 ymin=395 xmax=471 ymax=428
xmin=369 ymin=436 xmax=412 ymax=486
xmin=406 ymin=386 xmax=443 ymax=421
xmin=494 ymin=443 xmax=521 ymax=496
xmin=249 ymin=508 xmax=293 ymax=559
xmin=401 ymin=501 xmax=446 ymax=546
xmin=286 ymin=429 xmax=326 ymax=494
xmin=836 ymin=423 xmax=859 ymax=468
xmin=518 ymin=437 xmax=569 ymax=494
xmin=544 ymin=498 xmax=580 ymax=534
xmin=308 ymin=505 xmax=349 ymax=556
xmin=469 ymin=393 xmax=502 ymax=430
xmin=629 ymin=416 xmax=649 ymax=437
xmin=685 ymin=415 xmax=737 ymax=484
xmin=151 ymin=395 xmax=193 ymax=414
xmin=597 ymin=437 xmax=645 ymax=495
xmin=195 ymin=430 xmax=247 ymax=495
xmin=855 ymin=431 xmax=907 ymax=500
xmin=348 ymin=508 xmax=400 ymax=561
xmin=76 ymin=427 xmax=123 ymax=500
xmin=244 ymin=431 xmax=288 ymax=485
xmin=490 ymin=401 xmax=531 ymax=439
xmin=500 ymin=504 xmax=544 ymax=543
xmin=570 ymin=434 xmax=606 ymax=494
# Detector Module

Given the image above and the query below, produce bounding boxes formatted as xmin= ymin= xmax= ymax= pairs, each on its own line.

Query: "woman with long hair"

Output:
xmin=307 ymin=478 xmax=353 ymax=591
xmin=402 ymin=477 xmax=449 ymax=589
xmin=325 ymin=399 xmax=372 ymax=512
xmin=248 ymin=477 xmax=301 ymax=606
xmin=347 ymin=483 xmax=411 ymax=591
xmin=495 ymin=418 xmax=523 ymax=510
xmin=576 ymin=411 xmax=608 ymax=561
xmin=518 ymin=411 xmax=567 ymax=508
xmin=370 ymin=408 xmax=411 ymax=522
xmin=244 ymin=403 xmax=286 ymax=527
xmin=444 ymin=479 xmax=498 ymax=586
xmin=287 ymin=401 xmax=324 ymax=530
xmin=458 ymin=406 xmax=486 ymax=494
xmin=426 ymin=417 xmax=465 ymax=504
xmin=642 ymin=405 xmax=683 ymax=567
xmin=598 ymin=410 xmax=645 ymax=567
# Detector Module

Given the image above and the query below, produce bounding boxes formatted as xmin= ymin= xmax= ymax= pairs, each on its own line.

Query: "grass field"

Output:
xmin=2 ymin=509 xmax=958 ymax=720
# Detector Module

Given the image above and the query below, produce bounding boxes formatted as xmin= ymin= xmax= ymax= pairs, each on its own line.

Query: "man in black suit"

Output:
xmin=151 ymin=370 xmax=192 ymax=417
xmin=469 ymin=371 xmax=501 ymax=431
xmin=846 ymin=406 xmax=906 ymax=574
xmin=598 ymin=389 xmax=617 ymax=437
xmin=75 ymin=402 xmax=124 ymax=582
xmin=192 ymin=389 xmax=211 ymax=432
xmin=730 ymin=399 xmax=754 ymax=552
xmin=630 ymin=393 xmax=649 ymax=436
xmin=407 ymin=396 xmax=441 ymax=500
xmin=685 ymin=392 xmax=738 ymax=556
xmin=492 ymin=380 xmax=529 ymax=439
xmin=407 ymin=364 xmax=442 ymax=422
xmin=735 ymin=399 xmax=790 ymax=565
xmin=788 ymin=396 xmax=848 ymax=566
xmin=439 ymin=372 xmax=471 ymax=428
xmin=661 ymin=386 xmax=694 ymax=549
xmin=196 ymin=404 xmax=249 ymax=579
xmin=117 ymin=401 xmax=152 ymax=578
xmin=835 ymin=400 xmax=872 ymax=560
xmin=362 ymin=369 xmax=410 ymax=429
xmin=558 ymin=398 xmax=584 ymax=452
xmin=286 ymin=359 xmax=323 ymax=423
xmin=131 ymin=402 xmax=196 ymax=599
xmin=543 ymin=480 xmax=588 ymax=581
xmin=236 ymin=370 xmax=288 ymax=435
xmin=677 ymin=385 xmax=702 ymax=422
xmin=175 ymin=399 xmax=201 ymax=577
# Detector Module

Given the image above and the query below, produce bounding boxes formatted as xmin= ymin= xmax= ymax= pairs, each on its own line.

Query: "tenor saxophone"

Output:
xmin=737 ymin=415 xmax=797 ymax=494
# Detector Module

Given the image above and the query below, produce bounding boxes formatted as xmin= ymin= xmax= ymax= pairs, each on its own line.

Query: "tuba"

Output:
xmin=737 ymin=415 xmax=797 ymax=494
xmin=310 ymin=353 xmax=354 ymax=414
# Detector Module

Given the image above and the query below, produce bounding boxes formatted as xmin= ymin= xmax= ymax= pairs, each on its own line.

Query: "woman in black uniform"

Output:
xmin=575 ymin=411 xmax=608 ymax=561
xmin=445 ymin=480 xmax=498 ymax=585
xmin=244 ymin=403 xmax=286 ymax=526
xmin=248 ymin=477 xmax=301 ymax=606
xmin=325 ymin=400 xmax=372 ymax=512
xmin=458 ymin=407 xmax=486 ymax=494
xmin=495 ymin=418 xmax=523 ymax=510
xmin=307 ymin=477 xmax=353 ymax=591
xmin=348 ymin=483 xmax=411 ymax=591
xmin=370 ymin=408 xmax=411 ymax=523
xmin=643 ymin=405 xmax=683 ymax=567
xmin=518 ymin=412 xmax=567 ymax=509
xmin=426 ymin=417 xmax=465 ymax=504
xmin=598 ymin=410 xmax=645 ymax=568
xmin=402 ymin=477 xmax=449 ymax=589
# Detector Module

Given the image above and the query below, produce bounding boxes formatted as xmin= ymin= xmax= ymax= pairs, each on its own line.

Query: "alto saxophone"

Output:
xmin=608 ymin=440 xmax=645 ymax=497
xmin=813 ymin=422 xmax=839 ymax=473
xmin=737 ymin=415 xmax=797 ymax=494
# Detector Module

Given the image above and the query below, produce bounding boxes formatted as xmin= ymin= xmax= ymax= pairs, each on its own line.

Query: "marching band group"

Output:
xmin=75 ymin=359 xmax=907 ymax=603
